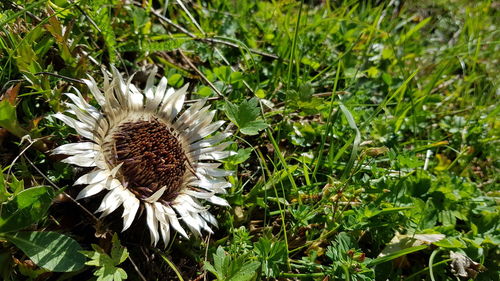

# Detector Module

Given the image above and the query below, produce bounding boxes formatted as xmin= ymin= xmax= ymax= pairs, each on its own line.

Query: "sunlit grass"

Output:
xmin=0 ymin=0 xmax=498 ymax=280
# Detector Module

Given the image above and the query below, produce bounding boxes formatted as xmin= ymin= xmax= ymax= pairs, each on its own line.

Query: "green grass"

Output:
xmin=0 ymin=0 xmax=499 ymax=280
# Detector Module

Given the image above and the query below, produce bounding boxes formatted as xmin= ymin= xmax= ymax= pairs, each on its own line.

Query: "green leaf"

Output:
xmin=300 ymin=57 xmax=320 ymax=70
xmin=81 ymin=244 xmax=113 ymax=267
xmin=94 ymin=265 xmax=127 ymax=281
xmin=4 ymin=231 xmax=85 ymax=272
xmin=167 ymin=74 xmax=184 ymax=88
xmin=91 ymin=4 xmax=117 ymax=63
xmin=224 ymin=148 xmax=252 ymax=165
xmin=240 ymin=120 xmax=267 ymax=135
xmin=224 ymin=98 xmax=267 ymax=136
xmin=366 ymin=245 xmax=428 ymax=267
xmin=0 ymin=169 xmax=8 ymax=203
xmin=8 ymin=176 xmax=24 ymax=195
xmin=0 ymin=0 xmax=45 ymax=28
xmin=81 ymin=234 xmax=129 ymax=281
xmin=255 ymin=89 xmax=266 ymax=99
xmin=197 ymin=86 xmax=213 ymax=97
xmin=433 ymin=237 xmax=466 ymax=248
xmin=204 ymin=246 xmax=260 ymax=281
xmin=119 ymin=38 xmax=187 ymax=52
xmin=203 ymin=262 xmax=219 ymax=279
xmin=326 ymin=232 xmax=356 ymax=262
xmin=0 ymin=186 xmax=54 ymax=233
xmin=213 ymin=66 xmax=232 ymax=82
xmin=212 ymin=247 xmax=228 ymax=277
xmin=228 ymin=261 xmax=260 ymax=281
xmin=111 ymin=233 xmax=129 ymax=265
xmin=254 ymin=237 xmax=287 ymax=277
xmin=338 ymin=102 xmax=361 ymax=181
xmin=397 ymin=17 xmax=431 ymax=45
xmin=229 ymin=71 xmax=243 ymax=84
xmin=0 ymin=99 xmax=16 ymax=122
xmin=0 ymin=99 xmax=18 ymax=133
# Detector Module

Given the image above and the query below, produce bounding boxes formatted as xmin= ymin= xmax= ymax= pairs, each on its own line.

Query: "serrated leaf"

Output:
xmin=111 ymin=233 xmax=128 ymax=265
xmin=82 ymin=235 xmax=128 ymax=281
xmin=4 ymin=231 xmax=85 ymax=272
xmin=204 ymin=246 xmax=260 ymax=281
xmin=95 ymin=265 xmax=128 ymax=281
xmin=90 ymin=4 xmax=117 ymax=63
xmin=224 ymin=98 xmax=267 ymax=136
xmin=0 ymin=186 xmax=54 ymax=233
xmin=240 ymin=120 xmax=268 ymax=135
xmin=115 ymin=268 xmax=128 ymax=280
xmin=81 ymin=246 xmax=113 ymax=267
xmin=81 ymin=250 xmax=105 ymax=267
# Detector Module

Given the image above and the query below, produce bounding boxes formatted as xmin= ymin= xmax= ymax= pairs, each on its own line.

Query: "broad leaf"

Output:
xmin=228 ymin=261 xmax=260 ymax=281
xmin=110 ymin=233 xmax=129 ymax=265
xmin=224 ymin=148 xmax=251 ymax=165
xmin=81 ymin=233 xmax=129 ymax=281
xmin=224 ymin=98 xmax=267 ymax=136
xmin=0 ymin=186 xmax=54 ymax=233
xmin=4 ymin=231 xmax=85 ymax=272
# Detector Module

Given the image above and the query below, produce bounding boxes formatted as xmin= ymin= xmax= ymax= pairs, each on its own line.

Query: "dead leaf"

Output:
xmin=379 ymin=232 xmax=445 ymax=257
xmin=364 ymin=146 xmax=389 ymax=157
xmin=450 ymin=251 xmax=486 ymax=279
xmin=3 ymin=83 xmax=20 ymax=105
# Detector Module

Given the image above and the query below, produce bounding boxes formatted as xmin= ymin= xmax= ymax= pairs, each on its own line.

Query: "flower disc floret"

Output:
xmin=52 ymin=66 xmax=233 ymax=246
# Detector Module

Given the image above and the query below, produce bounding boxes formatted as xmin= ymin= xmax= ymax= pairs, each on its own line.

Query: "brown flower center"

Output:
xmin=112 ymin=119 xmax=187 ymax=202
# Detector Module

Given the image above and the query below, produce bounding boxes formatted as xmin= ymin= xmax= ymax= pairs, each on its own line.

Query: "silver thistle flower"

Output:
xmin=52 ymin=66 xmax=233 ymax=246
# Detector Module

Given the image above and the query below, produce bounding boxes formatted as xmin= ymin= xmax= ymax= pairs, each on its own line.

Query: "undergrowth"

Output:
xmin=0 ymin=0 xmax=498 ymax=280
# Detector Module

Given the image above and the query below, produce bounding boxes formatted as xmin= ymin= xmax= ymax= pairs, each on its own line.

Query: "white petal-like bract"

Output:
xmin=52 ymin=66 xmax=233 ymax=246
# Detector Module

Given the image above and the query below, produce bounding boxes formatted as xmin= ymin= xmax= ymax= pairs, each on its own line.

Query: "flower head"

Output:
xmin=53 ymin=66 xmax=233 ymax=245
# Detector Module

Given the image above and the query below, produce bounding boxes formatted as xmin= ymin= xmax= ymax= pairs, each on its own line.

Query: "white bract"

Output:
xmin=52 ymin=66 xmax=233 ymax=246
